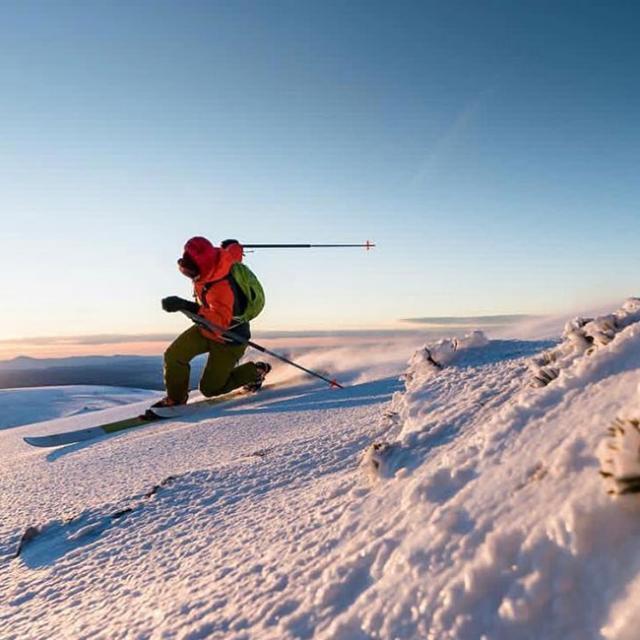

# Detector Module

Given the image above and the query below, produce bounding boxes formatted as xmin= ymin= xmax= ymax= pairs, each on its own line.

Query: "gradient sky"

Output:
xmin=1 ymin=1 xmax=639 ymax=355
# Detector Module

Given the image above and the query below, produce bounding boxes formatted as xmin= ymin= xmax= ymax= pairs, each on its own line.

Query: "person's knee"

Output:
xmin=199 ymin=377 xmax=224 ymax=397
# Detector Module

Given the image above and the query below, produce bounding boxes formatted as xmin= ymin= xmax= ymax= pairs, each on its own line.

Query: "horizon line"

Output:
xmin=1 ymin=314 xmax=542 ymax=348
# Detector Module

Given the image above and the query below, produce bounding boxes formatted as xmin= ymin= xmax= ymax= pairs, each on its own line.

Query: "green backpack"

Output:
xmin=228 ymin=262 xmax=265 ymax=323
xmin=201 ymin=262 xmax=265 ymax=323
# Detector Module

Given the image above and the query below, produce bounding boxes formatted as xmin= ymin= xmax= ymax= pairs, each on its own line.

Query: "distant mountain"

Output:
xmin=0 ymin=354 xmax=208 ymax=391
xmin=0 ymin=354 xmax=158 ymax=371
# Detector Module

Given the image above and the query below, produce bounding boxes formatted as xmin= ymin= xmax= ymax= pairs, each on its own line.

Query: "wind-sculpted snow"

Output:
xmin=4 ymin=311 xmax=640 ymax=639
xmin=598 ymin=413 xmax=640 ymax=495
xmin=352 ymin=305 xmax=640 ymax=639
xmin=528 ymin=297 xmax=640 ymax=388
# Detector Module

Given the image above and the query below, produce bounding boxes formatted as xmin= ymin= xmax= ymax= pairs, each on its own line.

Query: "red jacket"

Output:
xmin=183 ymin=237 xmax=244 ymax=342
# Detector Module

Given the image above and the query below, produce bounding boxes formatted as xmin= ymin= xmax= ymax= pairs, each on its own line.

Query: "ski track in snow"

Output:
xmin=3 ymin=316 xmax=640 ymax=639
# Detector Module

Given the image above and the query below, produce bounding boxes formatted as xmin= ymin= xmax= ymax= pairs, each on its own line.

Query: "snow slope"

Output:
xmin=3 ymin=303 xmax=640 ymax=639
xmin=0 ymin=385 xmax=160 ymax=430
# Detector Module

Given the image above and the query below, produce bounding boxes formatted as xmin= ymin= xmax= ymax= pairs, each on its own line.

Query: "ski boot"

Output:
xmin=143 ymin=394 xmax=188 ymax=420
xmin=151 ymin=395 xmax=188 ymax=408
xmin=244 ymin=362 xmax=272 ymax=392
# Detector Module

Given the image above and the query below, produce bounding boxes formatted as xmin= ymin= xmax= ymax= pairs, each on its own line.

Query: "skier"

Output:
xmin=153 ymin=236 xmax=271 ymax=408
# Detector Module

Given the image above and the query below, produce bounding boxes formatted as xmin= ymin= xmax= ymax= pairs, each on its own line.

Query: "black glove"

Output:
xmin=221 ymin=238 xmax=240 ymax=249
xmin=161 ymin=296 xmax=199 ymax=313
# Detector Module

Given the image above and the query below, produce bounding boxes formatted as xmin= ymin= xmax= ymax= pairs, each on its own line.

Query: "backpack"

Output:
xmin=200 ymin=262 xmax=265 ymax=323
xmin=228 ymin=262 xmax=265 ymax=323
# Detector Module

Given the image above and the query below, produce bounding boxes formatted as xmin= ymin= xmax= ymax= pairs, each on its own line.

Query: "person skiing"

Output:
xmin=153 ymin=236 xmax=271 ymax=408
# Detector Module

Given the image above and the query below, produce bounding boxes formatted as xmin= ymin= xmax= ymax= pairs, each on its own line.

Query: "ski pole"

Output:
xmin=242 ymin=242 xmax=375 ymax=250
xmin=221 ymin=240 xmax=375 ymax=251
xmin=180 ymin=309 xmax=345 ymax=389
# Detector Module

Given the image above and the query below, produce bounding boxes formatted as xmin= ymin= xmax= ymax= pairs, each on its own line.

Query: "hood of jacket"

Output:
xmin=183 ymin=236 xmax=237 ymax=282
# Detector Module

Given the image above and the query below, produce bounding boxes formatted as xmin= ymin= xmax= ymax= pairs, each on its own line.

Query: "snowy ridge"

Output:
xmin=528 ymin=297 xmax=640 ymax=387
xmin=355 ymin=303 xmax=640 ymax=639
xmin=4 ymin=305 xmax=640 ymax=639
xmin=409 ymin=330 xmax=490 ymax=371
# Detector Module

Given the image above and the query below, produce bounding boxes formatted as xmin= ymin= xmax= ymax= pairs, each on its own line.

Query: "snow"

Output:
xmin=0 ymin=385 xmax=160 ymax=429
xmin=0 ymin=385 xmax=161 ymax=429
xmin=3 ymin=302 xmax=640 ymax=639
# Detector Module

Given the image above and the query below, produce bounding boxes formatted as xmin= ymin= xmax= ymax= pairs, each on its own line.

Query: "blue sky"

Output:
xmin=1 ymin=1 xmax=639 ymax=350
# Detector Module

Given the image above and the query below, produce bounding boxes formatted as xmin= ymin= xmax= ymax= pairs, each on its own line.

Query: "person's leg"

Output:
xmin=199 ymin=342 xmax=260 ymax=397
xmin=164 ymin=326 xmax=209 ymax=402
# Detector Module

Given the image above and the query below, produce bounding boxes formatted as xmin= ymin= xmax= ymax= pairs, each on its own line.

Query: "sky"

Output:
xmin=1 ymin=0 xmax=639 ymax=357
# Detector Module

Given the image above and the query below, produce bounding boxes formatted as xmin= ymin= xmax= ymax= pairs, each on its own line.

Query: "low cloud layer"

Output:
xmin=401 ymin=315 xmax=538 ymax=327
xmin=0 ymin=333 xmax=176 ymax=347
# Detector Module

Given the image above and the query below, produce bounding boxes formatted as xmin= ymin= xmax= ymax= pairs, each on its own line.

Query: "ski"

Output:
xmin=23 ymin=414 xmax=162 ymax=448
xmin=23 ymin=388 xmax=253 ymax=448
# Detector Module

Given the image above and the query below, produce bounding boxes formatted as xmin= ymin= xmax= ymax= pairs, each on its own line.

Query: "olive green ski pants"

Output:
xmin=164 ymin=325 xmax=258 ymax=402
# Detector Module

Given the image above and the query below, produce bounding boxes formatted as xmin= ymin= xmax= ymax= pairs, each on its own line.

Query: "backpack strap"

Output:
xmin=200 ymin=274 xmax=248 ymax=318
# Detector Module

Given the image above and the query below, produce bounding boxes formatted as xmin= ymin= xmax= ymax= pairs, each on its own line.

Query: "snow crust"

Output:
xmin=3 ymin=302 xmax=640 ymax=639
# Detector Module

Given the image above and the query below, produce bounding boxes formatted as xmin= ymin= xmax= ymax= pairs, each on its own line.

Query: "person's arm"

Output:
xmin=161 ymin=296 xmax=199 ymax=313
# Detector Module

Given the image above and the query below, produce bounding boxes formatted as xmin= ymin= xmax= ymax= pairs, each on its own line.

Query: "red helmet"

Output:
xmin=178 ymin=236 xmax=218 ymax=279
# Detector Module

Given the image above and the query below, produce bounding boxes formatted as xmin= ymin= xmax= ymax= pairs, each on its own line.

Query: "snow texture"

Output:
xmin=3 ymin=302 xmax=640 ymax=639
